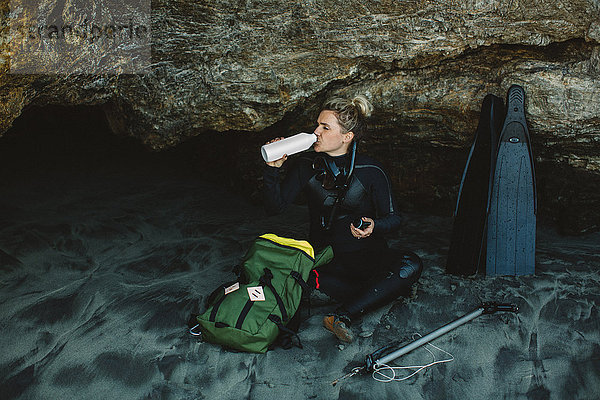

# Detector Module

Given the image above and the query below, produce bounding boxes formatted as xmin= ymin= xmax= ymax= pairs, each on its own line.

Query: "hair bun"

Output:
xmin=351 ymin=95 xmax=373 ymax=118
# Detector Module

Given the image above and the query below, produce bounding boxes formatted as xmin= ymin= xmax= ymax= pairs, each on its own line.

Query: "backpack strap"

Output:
xmin=268 ymin=314 xmax=303 ymax=349
xmin=209 ymin=295 xmax=227 ymax=322
xmin=260 ymin=268 xmax=288 ymax=321
xmin=235 ymin=299 xmax=254 ymax=329
xmin=290 ymin=271 xmax=311 ymax=291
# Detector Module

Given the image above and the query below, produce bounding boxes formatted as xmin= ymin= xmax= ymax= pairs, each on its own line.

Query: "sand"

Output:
xmin=1 ymin=149 xmax=599 ymax=400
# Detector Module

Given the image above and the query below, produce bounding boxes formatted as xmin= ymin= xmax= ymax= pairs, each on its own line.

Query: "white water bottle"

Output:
xmin=261 ymin=132 xmax=317 ymax=162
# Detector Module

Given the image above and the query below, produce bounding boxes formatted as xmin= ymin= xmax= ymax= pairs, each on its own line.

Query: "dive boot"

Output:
xmin=323 ymin=314 xmax=354 ymax=343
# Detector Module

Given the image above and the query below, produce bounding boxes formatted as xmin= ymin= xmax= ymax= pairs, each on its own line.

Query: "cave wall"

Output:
xmin=1 ymin=0 xmax=599 ymax=232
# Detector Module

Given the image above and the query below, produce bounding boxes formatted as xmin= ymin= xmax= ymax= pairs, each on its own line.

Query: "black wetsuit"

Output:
xmin=264 ymin=151 xmax=422 ymax=320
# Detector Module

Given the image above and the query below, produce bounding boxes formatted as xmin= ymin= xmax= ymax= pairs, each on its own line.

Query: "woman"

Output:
xmin=263 ymin=95 xmax=422 ymax=343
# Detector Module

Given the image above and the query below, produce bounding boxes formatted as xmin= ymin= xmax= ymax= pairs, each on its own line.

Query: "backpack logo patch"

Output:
xmin=224 ymin=282 xmax=240 ymax=295
xmin=247 ymin=286 xmax=266 ymax=301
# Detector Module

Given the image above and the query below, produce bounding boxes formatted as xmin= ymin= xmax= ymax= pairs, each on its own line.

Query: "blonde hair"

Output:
xmin=322 ymin=95 xmax=373 ymax=141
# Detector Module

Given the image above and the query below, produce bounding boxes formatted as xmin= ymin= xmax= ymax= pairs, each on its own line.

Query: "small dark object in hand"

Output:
xmin=352 ymin=217 xmax=371 ymax=230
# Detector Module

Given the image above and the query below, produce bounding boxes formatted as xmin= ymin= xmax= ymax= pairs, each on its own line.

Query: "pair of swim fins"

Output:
xmin=446 ymin=85 xmax=537 ymax=276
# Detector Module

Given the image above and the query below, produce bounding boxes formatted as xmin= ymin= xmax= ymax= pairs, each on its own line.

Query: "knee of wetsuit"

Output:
xmin=396 ymin=251 xmax=423 ymax=281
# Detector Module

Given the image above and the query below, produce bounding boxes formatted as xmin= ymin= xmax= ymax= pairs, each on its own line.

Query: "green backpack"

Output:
xmin=192 ymin=234 xmax=333 ymax=353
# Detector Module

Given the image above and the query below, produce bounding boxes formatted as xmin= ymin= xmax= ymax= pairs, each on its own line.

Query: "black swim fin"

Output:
xmin=486 ymin=85 xmax=537 ymax=276
xmin=446 ymin=94 xmax=505 ymax=275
